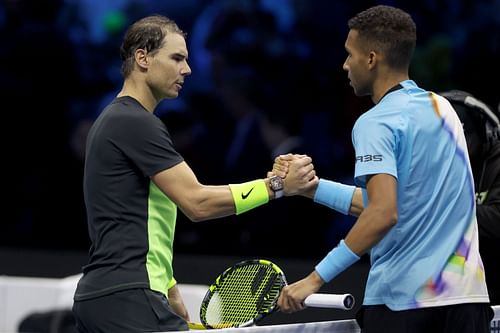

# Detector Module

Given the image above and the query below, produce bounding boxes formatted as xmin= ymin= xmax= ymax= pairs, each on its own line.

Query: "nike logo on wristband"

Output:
xmin=241 ymin=187 xmax=254 ymax=199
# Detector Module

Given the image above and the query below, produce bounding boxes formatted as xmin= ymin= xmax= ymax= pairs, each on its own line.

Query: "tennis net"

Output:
xmin=182 ymin=305 xmax=500 ymax=333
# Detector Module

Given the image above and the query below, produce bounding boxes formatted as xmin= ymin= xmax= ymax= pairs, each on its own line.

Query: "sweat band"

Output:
xmin=315 ymin=240 xmax=360 ymax=283
xmin=313 ymin=179 xmax=356 ymax=215
xmin=229 ymin=180 xmax=269 ymax=215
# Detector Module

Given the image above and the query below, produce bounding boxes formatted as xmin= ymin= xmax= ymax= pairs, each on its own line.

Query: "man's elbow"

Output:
xmin=375 ymin=206 xmax=398 ymax=229
xmin=387 ymin=211 xmax=398 ymax=227
xmin=181 ymin=205 xmax=212 ymax=222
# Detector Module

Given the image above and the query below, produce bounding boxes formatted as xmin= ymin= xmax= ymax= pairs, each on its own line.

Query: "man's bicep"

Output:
xmin=152 ymin=161 xmax=201 ymax=205
xmin=366 ymin=173 xmax=398 ymax=211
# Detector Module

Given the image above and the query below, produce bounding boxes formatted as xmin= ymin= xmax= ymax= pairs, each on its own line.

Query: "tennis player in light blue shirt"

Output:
xmin=275 ymin=5 xmax=491 ymax=332
xmin=352 ymin=79 xmax=487 ymax=310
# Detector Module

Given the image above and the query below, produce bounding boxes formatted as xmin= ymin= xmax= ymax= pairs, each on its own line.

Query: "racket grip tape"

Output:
xmin=304 ymin=293 xmax=355 ymax=310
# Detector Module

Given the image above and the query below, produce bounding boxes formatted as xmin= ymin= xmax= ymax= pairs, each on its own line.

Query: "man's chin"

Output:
xmin=349 ymin=82 xmax=360 ymax=95
xmin=164 ymin=92 xmax=179 ymax=99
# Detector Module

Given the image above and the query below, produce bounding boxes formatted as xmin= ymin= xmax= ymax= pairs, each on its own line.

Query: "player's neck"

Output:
xmin=372 ymin=72 xmax=409 ymax=104
xmin=118 ymin=79 xmax=157 ymax=113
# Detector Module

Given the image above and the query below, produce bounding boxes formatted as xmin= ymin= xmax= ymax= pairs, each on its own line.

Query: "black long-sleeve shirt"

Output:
xmin=475 ymin=141 xmax=500 ymax=305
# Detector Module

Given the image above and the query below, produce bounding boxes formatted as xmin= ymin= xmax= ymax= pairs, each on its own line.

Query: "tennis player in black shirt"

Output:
xmin=72 ymin=15 xmax=317 ymax=333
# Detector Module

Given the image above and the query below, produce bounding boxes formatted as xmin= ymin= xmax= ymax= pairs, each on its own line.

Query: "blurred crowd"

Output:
xmin=1 ymin=0 xmax=498 ymax=259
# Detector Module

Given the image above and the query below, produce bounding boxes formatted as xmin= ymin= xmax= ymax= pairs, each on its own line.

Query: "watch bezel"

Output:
xmin=270 ymin=175 xmax=284 ymax=191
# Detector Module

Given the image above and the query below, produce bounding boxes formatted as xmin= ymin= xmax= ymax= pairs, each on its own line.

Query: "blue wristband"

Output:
xmin=315 ymin=240 xmax=360 ymax=283
xmin=313 ymin=179 xmax=356 ymax=215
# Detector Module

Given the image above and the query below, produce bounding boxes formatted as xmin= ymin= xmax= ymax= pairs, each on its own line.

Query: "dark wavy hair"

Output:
xmin=120 ymin=15 xmax=186 ymax=78
xmin=348 ymin=5 xmax=416 ymax=70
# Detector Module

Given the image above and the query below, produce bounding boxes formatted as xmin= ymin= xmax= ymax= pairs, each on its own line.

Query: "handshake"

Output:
xmin=268 ymin=153 xmax=319 ymax=198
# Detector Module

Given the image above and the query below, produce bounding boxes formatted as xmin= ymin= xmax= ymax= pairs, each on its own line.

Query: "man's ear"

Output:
xmin=135 ymin=49 xmax=149 ymax=70
xmin=367 ymin=51 xmax=378 ymax=69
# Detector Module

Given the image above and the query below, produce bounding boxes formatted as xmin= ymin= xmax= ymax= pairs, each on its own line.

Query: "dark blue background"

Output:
xmin=1 ymin=0 xmax=498 ymax=259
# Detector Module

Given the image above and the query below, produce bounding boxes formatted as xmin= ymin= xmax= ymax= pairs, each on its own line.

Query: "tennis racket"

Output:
xmin=195 ymin=259 xmax=354 ymax=329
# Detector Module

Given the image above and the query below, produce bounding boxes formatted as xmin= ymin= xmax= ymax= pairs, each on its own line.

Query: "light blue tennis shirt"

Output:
xmin=352 ymin=80 xmax=489 ymax=310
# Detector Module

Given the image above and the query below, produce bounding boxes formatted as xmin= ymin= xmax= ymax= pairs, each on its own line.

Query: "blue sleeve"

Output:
xmin=362 ymin=188 xmax=369 ymax=207
xmin=352 ymin=115 xmax=398 ymax=188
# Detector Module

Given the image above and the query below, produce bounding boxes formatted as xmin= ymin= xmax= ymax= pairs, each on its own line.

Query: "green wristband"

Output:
xmin=229 ymin=180 xmax=269 ymax=215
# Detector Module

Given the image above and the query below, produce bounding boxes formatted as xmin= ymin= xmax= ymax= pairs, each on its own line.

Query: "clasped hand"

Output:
xmin=269 ymin=153 xmax=319 ymax=196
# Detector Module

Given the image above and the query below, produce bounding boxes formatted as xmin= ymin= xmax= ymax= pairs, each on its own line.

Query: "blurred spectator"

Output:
xmin=441 ymin=90 xmax=500 ymax=305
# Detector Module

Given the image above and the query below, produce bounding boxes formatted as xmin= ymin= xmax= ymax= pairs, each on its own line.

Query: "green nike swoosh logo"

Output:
xmin=241 ymin=187 xmax=254 ymax=199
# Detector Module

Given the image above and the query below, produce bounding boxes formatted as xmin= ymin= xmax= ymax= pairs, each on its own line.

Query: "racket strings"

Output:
xmin=203 ymin=263 xmax=282 ymax=327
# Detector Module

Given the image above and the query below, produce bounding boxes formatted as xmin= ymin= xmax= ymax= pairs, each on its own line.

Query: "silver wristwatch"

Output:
xmin=269 ymin=175 xmax=284 ymax=199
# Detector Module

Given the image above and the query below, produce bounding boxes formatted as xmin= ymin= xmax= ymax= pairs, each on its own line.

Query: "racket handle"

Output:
xmin=304 ymin=293 xmax=355 ymax=310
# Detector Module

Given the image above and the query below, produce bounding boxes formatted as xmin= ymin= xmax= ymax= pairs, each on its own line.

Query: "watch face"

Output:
xmin=270 ymin=176 xmax=284 ymax=191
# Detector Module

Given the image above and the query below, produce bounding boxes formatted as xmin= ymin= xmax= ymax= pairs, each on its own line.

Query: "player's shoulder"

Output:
xmin=107 ymin=96 xmax=146 ymax=114
xmin=104 ymin=97 xmax=160 ymax=125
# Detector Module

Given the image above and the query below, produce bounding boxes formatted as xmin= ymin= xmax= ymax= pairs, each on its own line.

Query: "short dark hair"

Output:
xmin=120 ymin=15 xmax=186 ymax=78
xmin=348 ymin=5 xmax=416 ymax=70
